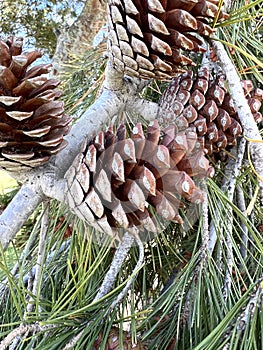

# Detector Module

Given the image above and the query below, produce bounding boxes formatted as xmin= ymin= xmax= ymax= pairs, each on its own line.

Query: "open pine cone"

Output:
xmin=107 ymin=0 xmax=228 ymax=79
xmin=0 ymin=36 xmax=71 ymax=171
xmin=65 ymin=118 xmax=212 ymax=238
xmin=159 ymin=68 xmax=263 ymax=157
xmin=93 ymin=327 xmax=146 ymax=350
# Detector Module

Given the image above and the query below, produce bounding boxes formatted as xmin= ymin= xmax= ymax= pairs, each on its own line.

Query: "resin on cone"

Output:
xmin=107 ymin=0 xmax=228 ymax=79
xmin=0 ymin=36 xmax=71 ymax=171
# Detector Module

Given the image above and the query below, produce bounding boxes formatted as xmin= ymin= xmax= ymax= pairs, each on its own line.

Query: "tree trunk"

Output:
xmin=52 ymin=0 xmax=107 ymax=75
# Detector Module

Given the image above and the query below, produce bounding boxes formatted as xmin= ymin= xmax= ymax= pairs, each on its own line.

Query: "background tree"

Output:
xmin=0 ymin=0 xmax=85 ymax=56
xmin=0 ymin=1 xmax=263 ymax=349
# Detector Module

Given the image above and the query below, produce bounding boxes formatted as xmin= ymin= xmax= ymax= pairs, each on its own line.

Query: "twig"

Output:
xmin=93 ymin=231 xmax=135 ymax=302
xmin=208 ymin=138 xmax=247 ymax=254
xmin=223 ymin=276 xmax=263 ymax=348
xmin=52 ymin=0 xmax=107 ymax=76
xmin=108 ymin=232 xmax=144 ymax=312
xmin=26 ymin=201 xmax=50 ymax=315
xmin=236 ymin=185 xmax=249 ymax=262
xmin=200 ymin=185 xmax=209 ymax=261
xmin=222 ymin=208 xmax=234 ymax=301
xmin=209 ymin=139 xmax=246 ymax=298
xmin=0 ymin=323 xmax=53 ymax=350
xmin=223 ymin=0 xmax=233 ymax=12
xmin=0 ymin=210 xmax=41 ymax=303
xmin=236 ymin=286 xmax=262 ymax=332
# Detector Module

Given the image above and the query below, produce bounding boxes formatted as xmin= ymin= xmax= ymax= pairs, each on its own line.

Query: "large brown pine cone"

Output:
xmin=65 ymin=118 xmax=212 ymax=238
xmin=107 ymin=0 xmax=228 ymax=79
xmin=159 ymin=68 xmax=263 ymax=157
xmin=93 ymin=327 xmax=146 ymax=350
xmin=0 ymin=36 xmax=71 ymax=171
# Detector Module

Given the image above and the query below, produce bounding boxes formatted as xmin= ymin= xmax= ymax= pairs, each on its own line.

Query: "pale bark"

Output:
xmin=208 ymin=138 xmax=247 ymax=254
xmin=0 ymin=180 xmax=45 ymax=250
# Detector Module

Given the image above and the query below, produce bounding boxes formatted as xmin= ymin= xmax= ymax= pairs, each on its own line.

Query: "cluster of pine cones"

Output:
xmin=159 ymin=68 xmax=263 ymax=158
xmin=63 ymin=0 xmax=262 ymax=237
xmin=64 ymin=69 xmax=262 ymax=238
xmin=1 ymin=1 xmax=263 ymax=349
xmin=1 ymin=1 xmax=262 ymax=239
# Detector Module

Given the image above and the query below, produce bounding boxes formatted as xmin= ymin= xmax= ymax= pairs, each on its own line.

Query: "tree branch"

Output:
xmin=236 ymin=185 xmax=249 ymax=262
xmin=108 ymin=233 xmax=144 ymax=312
xmin=0 ymin=179 xmax=45 ymax=250
xmin=26 ymin=201 xmax=50 ymax=315
xmin=93 ymin=231 xmax=135 ymax=302
xmin=208 ymin=138 xmax=247 ymax=254
xmin=0 ymin=323 xmax=54 ymax=350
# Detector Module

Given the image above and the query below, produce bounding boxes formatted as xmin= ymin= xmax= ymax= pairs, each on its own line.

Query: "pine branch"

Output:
xmin=93 ymin=231 xmax=135 ymax=302
xmin=223 ymin=276 xmax=263 ymax=349
xmin=236 ymin=185 xmax=249 ymax=262
xmin=108 ymin=232 xmax=144 ymax=312
xmin=52 ymin=0 xmax=107 ymax=76
xmin=0 ymin=179 xmax=45 ymax=250
xmin=26 ymin=201 xmax=50 ymax=315
xmin=0 ymin=323 xmax=54 ymax=350
xmin=222 ymin=209 xmax=234 ymax=301
xmin=208 ymin=138 xmax=247 ymax=253
xmin=0 ymin=206 xmax=44 ymax=304
xmin=0 ymin=64 xmax=159 ymax=251
xmin=127 ymin=97 xmax=159 ymax=122
xmin=200 ymin=185 xmax=209 ymax=261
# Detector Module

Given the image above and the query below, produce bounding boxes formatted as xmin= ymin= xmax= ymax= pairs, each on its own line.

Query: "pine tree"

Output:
xmin=0 ymin=1 xmax=263 ymax=350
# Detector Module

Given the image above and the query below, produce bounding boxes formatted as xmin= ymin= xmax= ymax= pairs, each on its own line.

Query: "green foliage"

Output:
xmin=61 ymin=45 xmax=107 ymax=117
xmin=216 ymin=0 xmax=263 ymax=85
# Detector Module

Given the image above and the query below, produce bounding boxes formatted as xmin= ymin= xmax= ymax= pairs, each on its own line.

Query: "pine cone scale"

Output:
xmin=159 ymin=68 xmax=263 ymax=158
xmin=108 ymin=0 xmax=228 ymax=78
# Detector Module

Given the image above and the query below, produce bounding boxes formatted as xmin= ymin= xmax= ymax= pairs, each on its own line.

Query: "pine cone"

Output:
xmin=107 ymin=0 xmax=228 ymax=79
xmin=65 ymin=119 xmax=212 ymax=238
xmin=0 ymin=36 xmax=71 ymax=171
xmin=93 ymin=327 xmax=146 ymax=350
xmin=159 ymin=68 xmax=263 ymax=157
